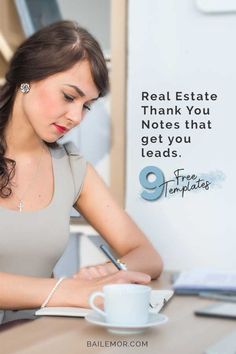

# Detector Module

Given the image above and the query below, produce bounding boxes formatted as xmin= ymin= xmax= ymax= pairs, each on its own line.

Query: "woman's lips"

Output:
xmin=53 ymin=123 xmax=68 ymax=134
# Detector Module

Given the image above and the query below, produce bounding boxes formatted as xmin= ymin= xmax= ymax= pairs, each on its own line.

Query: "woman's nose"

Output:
xmin=66 ymin=105 xmax=83 ymax=126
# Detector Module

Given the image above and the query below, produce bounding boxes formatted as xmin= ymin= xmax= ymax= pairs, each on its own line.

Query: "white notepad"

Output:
xmin=35 ymin=307 xmax=91 ymax=317
xmin=35 ymin=290 xmax=174 ymax=317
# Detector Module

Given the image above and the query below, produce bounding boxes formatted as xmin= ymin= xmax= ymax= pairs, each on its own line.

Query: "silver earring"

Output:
xmin=20 ymin=83 xmax=30 ymax=93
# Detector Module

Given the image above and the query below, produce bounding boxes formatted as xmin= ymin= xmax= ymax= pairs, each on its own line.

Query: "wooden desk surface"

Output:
xmin=0 ymin=273 xmax=235 ymax=354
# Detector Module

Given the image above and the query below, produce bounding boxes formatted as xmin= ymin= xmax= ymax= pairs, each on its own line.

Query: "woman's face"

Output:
xmin=20 ymin=60 xmax=99 ymax=142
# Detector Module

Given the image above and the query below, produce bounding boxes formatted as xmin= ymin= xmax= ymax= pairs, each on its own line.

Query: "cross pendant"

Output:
xmin=18 ymin=200 xmax=24 ymax=212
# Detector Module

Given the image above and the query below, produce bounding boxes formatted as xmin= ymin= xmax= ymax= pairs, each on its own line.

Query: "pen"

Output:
xmin=100 ymin=244 xmax=127 ymax=270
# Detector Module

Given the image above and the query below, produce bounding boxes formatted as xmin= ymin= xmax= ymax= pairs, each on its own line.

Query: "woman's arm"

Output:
xmin=74 ymin=164 xmax=163 ymax=280
xmin=0 ymin=272 xmax=59 ymax=309
xmin=0 ymin=271 xmax=151 ymax=309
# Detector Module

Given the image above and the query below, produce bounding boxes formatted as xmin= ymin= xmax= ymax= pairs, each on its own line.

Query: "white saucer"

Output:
xmin=85 ymin=311 xmax=168 ymax=334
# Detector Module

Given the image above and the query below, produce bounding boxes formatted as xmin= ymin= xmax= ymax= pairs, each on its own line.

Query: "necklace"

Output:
xmin=13 ymin=147 xmax=45 ymax=212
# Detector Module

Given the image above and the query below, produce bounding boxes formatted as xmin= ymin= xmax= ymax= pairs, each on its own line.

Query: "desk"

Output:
xmin=0 ymin=273 xmax=235 ymax=354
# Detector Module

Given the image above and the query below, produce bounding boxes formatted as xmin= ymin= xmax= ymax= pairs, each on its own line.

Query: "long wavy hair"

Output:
xmin=0 ymin=20 xmax=109 ymax=198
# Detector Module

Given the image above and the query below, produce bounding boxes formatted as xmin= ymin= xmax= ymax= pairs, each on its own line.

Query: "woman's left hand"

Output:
xmin=73 ymin=262 xmax=118 ymax=280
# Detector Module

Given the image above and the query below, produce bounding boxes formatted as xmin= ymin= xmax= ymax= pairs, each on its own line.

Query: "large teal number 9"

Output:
xmin=139 ymin=166 xmax=165 ymax=201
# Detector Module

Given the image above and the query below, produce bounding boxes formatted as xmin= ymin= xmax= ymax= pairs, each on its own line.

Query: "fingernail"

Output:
xmin=144 ymin=274 xmax=151 ymax=282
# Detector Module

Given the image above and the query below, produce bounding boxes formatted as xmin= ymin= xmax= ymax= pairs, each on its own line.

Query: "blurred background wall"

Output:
xmin=126 ymin=0 xmax=236 ymax=270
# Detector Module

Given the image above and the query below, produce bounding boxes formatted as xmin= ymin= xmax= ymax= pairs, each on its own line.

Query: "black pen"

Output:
xmin=100 ymin=244 xmax=127 ymax=270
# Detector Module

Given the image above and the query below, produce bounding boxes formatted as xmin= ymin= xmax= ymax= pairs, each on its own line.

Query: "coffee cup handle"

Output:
xmin=89 ymin=291 xmax=106 ymax=318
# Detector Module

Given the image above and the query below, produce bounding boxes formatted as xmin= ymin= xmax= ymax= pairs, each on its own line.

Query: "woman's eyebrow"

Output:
xmin=64 ymin=84 xmax=99 ymax=101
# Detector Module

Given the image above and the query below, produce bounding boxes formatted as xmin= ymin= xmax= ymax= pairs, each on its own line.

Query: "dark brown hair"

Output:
xmin=0 ymin=20 xmax=109 ymax=198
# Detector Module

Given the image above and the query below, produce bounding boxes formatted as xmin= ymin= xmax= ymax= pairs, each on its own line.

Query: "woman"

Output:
xmin=0 ymin=21 xmax=163 ymax=324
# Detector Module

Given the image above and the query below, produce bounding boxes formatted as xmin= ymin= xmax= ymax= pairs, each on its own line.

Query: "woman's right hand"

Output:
xmin=49 ymin=270 xmax=151 ymax=308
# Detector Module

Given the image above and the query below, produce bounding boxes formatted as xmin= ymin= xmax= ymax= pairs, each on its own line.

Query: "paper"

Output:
xmin=173 ymin=269 xmax=236 ymax=293
xmin=35 ymin=307 xmax=91 ymax=317
xmin=150 ymin=290 xmax=174 ymax=313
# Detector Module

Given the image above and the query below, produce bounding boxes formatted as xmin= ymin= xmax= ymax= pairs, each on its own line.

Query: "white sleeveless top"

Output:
xmin=0 ymin=142 xmax=86 ymax=324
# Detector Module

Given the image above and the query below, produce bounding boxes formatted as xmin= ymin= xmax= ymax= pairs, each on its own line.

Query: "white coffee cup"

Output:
xmin=89 ymin=284 xmax=151 ymax=326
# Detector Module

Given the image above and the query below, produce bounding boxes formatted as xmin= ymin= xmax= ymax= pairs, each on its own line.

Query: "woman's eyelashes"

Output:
xmin=83 ymin=104 xmax=91 ymax=111
xmin=63 ymin=92 xmax=75 ymax=102
xmin=63 ymin=92 xmax=91 ymax=111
